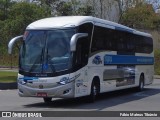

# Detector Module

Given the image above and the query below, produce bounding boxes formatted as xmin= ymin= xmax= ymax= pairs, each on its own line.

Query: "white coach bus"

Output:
xmin=8 ymin=16 xmax=154 ymax=103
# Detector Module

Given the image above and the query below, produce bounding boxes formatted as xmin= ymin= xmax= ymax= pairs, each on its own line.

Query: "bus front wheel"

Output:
xmin=43 ymin=97 xmax=52 ymax=103
xmin=87 ymin=80 xmax=99 ymax=103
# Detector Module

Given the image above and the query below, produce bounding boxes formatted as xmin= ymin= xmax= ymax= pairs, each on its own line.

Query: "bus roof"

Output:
xmin=27 ymin=16 xmax=152 ymax=38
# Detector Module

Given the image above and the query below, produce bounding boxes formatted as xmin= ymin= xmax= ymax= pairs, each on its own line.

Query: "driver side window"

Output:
xmin=76 ymin=38 xmax=89 ymax=67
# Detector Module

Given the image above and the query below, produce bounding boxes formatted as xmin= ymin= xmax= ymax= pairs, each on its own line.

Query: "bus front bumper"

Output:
xmin=18 ymin=82 xmax=75 ymax=98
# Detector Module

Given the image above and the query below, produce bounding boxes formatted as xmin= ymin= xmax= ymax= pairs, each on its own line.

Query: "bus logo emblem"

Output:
xmin=92 ymin=55 xmax=102 ymax=65
xmin=39 ymin=84 xmax=44 ymax=89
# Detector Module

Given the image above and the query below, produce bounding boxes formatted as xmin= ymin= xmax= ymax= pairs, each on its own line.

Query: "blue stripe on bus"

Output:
xmin=19 ymin=77 xmax=38 ymax=81
xmin=104 ymin=55 xmax=154 ymax=65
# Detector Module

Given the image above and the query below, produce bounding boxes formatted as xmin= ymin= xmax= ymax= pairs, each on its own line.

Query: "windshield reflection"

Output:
xmin=20 ymin=28 xmax=76 ymax=73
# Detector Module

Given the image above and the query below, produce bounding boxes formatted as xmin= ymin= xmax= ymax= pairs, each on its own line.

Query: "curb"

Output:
xmin=0 ymin=69 xmax=18 ymax=72
xmin=0 ymin=82 xmax=17 ymax=90
xmin=154 ymin=75 xmax=160 ymax=79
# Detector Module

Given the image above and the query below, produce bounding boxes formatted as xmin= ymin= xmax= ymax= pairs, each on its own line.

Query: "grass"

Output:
xmin=154 ymin=49 xmax=160 ymax=75
xmin=0 ymin=71 xmax=17 ymax=83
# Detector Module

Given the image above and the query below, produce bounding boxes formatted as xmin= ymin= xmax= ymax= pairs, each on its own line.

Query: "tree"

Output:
xmin=0 ymin=2 xmax=51 ymax=66
xmin=55 ymin=1 xmax=94 ymax=16
xmin=0 ymin=0 xmax=15 ymax=20
xmin=121 ymin=3 xmax=160 ymax=29
xmin=87 ymin=0 xmax=121 ymax=22
xmin=2 ymin=2 xmax=50 ymax=38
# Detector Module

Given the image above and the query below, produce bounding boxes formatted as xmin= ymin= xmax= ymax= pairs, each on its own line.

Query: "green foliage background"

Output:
xmin=154 ymin=50 xmax=160 ymax=75
xmin=121 ymin=3 xmax=160 ymax=30
xmin=0 ymin=1 xmax=51 ymax=66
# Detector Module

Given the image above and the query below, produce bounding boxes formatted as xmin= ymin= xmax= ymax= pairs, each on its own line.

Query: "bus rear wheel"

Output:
xmin=136 ymin=75 xmax=144 ymax=91
xmin=43 ymin=97 xmax=52 ymax=103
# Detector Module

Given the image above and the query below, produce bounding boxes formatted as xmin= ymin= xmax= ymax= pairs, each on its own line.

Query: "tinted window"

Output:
xmin=78 ymin=23 xmax=93 ymax=51
xmin=78 ymin=22 xmax=93 ymax=43
xmin=91 ymin=25 xmax=153 ymax=54
xmin=91 ymin=26 xmax=116 ymax=52
xmin=135 ymin=35 xmax=153 ymax=53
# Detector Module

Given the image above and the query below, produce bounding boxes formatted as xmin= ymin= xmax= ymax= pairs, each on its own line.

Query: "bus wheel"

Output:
xmin=43 ymin=97 xmax=52 ymax=103
xmin=137 ymin=75 xmax=144 ymax=91
xmin=87 ymin=81 xmax=99 ymax=103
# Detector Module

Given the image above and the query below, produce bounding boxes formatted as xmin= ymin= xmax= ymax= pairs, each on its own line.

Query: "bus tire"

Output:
xmin=87 ymin=80 xmax=99 ymax=103
xmin=136 ymin=74 xmax=144 ymax=91
xmin=43 ymin=97 xmax=52 ymax=103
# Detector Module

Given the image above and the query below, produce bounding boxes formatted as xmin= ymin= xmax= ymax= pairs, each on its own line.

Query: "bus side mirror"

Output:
xmin=70 ymin=33 xmax=88 ymax=51
xmin=8 ymin=35 xmax=23 ymax=54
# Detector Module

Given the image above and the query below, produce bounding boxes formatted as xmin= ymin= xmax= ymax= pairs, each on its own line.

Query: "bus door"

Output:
xmin=74 ymin=38 xmax=89 ymax=97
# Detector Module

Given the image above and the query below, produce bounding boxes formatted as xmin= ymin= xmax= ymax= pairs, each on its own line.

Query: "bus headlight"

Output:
xmin=59 ymin=77 xmax=72 ymax=85
xmin=18 ymin=79 xmax=26 ymax=85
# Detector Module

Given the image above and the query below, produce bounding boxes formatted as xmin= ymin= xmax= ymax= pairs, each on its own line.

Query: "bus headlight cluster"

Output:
xmin=59 ymin=77 xmax=72 ymax=85
xmin=18 ymin=79 xmax=26 ymax=85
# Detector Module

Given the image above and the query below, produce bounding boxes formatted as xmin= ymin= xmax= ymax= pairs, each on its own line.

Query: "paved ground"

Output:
xmin=0 ymin=79 xmax=160 ymax=120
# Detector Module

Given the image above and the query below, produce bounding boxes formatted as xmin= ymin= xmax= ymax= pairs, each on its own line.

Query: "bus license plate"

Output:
xmin=37 ymin=92 xmax=48 ymax=97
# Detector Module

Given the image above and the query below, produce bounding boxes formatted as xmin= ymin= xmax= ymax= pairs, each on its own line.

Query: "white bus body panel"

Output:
xmin=18 ymin=74 xmax=75 ymax=98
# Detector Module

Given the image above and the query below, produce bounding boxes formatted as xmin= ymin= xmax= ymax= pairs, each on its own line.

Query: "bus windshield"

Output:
xmin=20 ymin=28 xmax=76 ymax=74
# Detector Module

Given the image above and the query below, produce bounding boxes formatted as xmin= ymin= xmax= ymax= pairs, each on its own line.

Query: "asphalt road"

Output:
xmin=0 ymin=79 xmax=160 ymax=120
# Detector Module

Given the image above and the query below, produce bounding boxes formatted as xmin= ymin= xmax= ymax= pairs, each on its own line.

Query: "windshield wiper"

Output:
xmin=46 ymin=47 xmax=56 ymax=73
xmin=29 ymin=48 xmax=44 ymax=73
